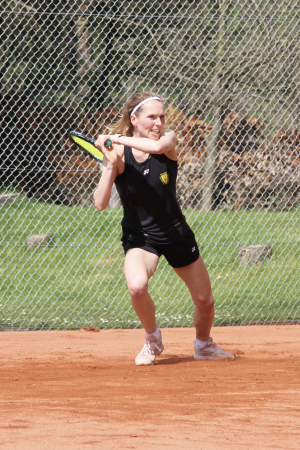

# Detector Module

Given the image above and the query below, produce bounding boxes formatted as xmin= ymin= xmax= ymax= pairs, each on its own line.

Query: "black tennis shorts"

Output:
xmin=122 ymin=228 xmax=200 ymax=269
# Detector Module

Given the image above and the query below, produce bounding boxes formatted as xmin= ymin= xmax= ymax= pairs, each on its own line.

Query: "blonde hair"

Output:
xmin=108 ymin=91 xmax=163 ymax=136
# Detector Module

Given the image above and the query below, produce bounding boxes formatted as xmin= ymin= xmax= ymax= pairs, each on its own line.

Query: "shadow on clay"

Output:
xmin=156 ymin=354 xmax=240 ymax=365
xmin=155 ymin=355 xmax=195 ymax=365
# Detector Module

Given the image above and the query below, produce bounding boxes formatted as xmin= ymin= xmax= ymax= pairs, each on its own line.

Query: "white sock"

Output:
xmin=146 ymin=328 xmax=161 ymax=341
xmin=194 ymin=338 xmax=208 ymax=350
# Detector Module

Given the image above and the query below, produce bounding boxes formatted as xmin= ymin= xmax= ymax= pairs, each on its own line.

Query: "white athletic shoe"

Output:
xmin=193 ymin=337 xmax=235 ymax=361
xmin=135 ymin=333 xmax=164 ymax=366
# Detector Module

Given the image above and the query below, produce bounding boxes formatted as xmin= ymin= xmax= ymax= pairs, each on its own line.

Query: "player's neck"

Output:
xmin=131 ymin=148 xmax=151 ymax=163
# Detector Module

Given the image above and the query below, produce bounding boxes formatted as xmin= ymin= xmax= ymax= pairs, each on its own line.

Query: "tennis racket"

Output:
xmin=69 ymin=131 xmax=112 ymax=163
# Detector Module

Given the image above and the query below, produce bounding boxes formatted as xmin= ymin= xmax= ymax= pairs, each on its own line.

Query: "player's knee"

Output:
xmin=194 ymin=292 xmax=214 ymax=315
xmin=127 ymin=277 xmax=148 ymax=301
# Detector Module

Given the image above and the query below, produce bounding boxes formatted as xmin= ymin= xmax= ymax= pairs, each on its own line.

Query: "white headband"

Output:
xmin=130 ymin=96 xmax=162 ymax=116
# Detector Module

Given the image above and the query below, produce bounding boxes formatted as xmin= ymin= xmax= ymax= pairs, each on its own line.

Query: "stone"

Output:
xmin=0 ymin=194 xmax=19 ymax=204
xmin=238 ymin=244 xmax=272 ymax=265
xmin=26 ymin=233 xmax=53 ymax=248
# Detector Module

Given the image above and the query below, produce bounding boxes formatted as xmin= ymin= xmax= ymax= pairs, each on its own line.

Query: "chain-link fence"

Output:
xmin=1 ymin=0 xmax=300 ymax=330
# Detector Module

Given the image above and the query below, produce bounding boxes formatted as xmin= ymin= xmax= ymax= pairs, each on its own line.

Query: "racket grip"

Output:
xmin=104 ymin=139 xmax=112 ymax=148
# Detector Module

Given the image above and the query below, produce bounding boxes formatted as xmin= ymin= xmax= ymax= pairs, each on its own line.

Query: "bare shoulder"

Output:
xmin=161 ymin=129 xmax=177 ymax=161
xmin=161 ymin=128 xmax=176 ymax=140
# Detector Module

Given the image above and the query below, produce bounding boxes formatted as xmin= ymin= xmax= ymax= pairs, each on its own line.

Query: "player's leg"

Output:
xmin=174 ymin=256 xmax=235 ymax=360
xmin=124 ymin=247 xmax=159 ymax=333
xmin=174 ymin=255 xmax=214 ymax=341
xmin=124 ymin=248 xmax=164 ymax=365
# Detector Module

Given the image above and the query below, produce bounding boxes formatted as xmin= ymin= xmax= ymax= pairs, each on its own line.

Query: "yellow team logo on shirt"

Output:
xmin=159 ymin=172 xmax=169 ymax=185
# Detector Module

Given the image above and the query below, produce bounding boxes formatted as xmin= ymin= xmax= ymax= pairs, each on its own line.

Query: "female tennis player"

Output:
xmin=93 ymin=92 xmax=234 ymax=365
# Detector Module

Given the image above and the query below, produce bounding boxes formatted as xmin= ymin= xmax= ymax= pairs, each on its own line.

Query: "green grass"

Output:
xmin=0 ymin=193 xmax=300 ymax=330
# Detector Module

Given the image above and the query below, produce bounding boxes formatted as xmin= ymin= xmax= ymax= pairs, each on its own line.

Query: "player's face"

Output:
xmin=131 ymin=101 xmax=165 ymax=140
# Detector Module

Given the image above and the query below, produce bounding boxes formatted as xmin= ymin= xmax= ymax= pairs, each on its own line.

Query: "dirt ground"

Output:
xmin=1 ymin=325 xmax=300 ymax=450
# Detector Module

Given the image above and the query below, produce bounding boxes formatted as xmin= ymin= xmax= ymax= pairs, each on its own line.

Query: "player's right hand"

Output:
xmin=94 ymin=135 xmax=118 ymax=169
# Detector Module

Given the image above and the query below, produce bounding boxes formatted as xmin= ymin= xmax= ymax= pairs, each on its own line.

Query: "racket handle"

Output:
xmin=104 ymin=138 xmax=112 ymax=148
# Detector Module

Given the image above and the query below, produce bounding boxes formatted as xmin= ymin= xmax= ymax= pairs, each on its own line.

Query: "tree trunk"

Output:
xmin=201 ymin=0 xmax=228 ymax=211
xmin=124 ymin=38 xmax=136 ymax=102
xmin=74 ymin=2 xmax=92 ymax=104
xmin=201 ymin=92 xmax=222 ymax=210
xmin=90 ymin=2 xmax=118 ymax=109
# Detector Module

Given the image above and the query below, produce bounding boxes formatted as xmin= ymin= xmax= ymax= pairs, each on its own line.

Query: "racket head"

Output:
xmin=69 ymin=131 xmax=103 ymax=162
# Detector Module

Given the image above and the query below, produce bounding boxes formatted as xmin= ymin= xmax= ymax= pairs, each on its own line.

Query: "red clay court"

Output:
xmin=1 ymin=325 xmax=300 ymax=449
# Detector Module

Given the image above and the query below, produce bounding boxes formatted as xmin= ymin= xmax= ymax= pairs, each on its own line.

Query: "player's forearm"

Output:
xmin=115 ymin=133 xmax=175 ymax=154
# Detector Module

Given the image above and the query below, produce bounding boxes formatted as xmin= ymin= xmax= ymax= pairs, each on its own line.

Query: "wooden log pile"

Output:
xmin=165 ymin=106 xmax=209 ymax=209
xmin=216 ymin=125 xmax=300 ymax=210
xmin=220 ymin=111 xmax=263 ymax=153
xmin=166 ymin=107 xmax=300 ymax=210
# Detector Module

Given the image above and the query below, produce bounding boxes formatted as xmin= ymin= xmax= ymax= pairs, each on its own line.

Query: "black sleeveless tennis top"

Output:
xmin=114 ymin=146 xmax=190 ymax=244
